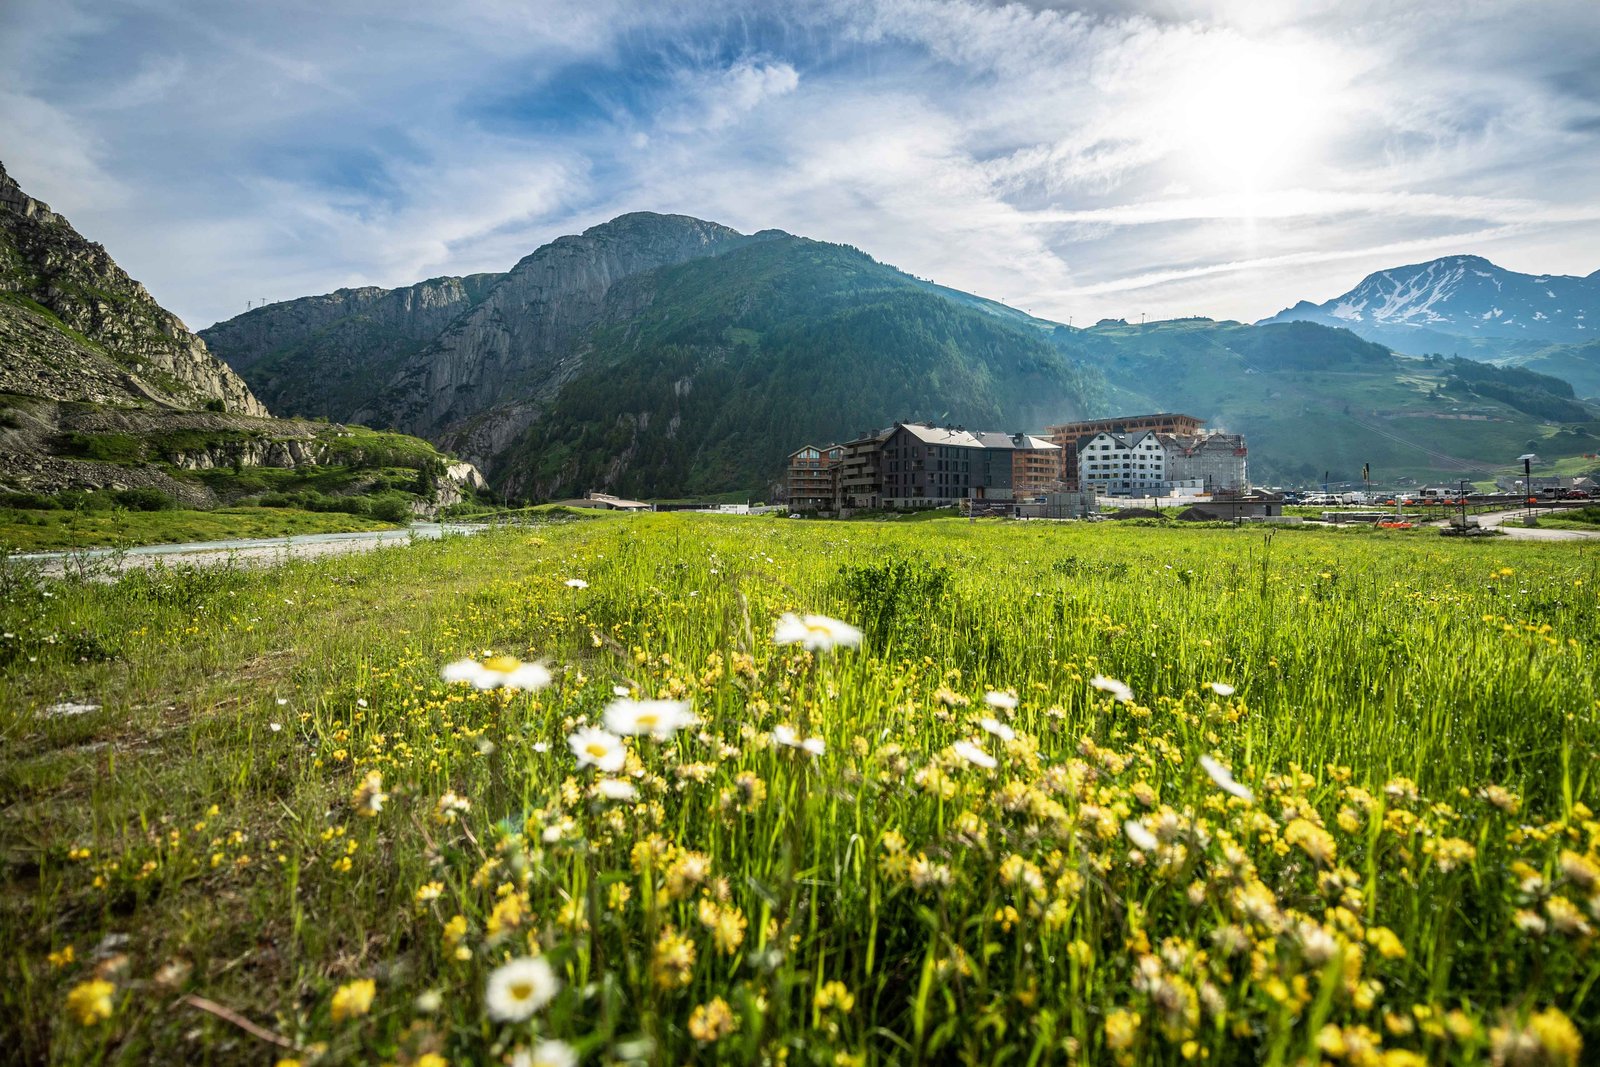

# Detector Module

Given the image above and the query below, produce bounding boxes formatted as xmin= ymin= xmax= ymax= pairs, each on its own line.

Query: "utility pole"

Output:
xmin=1524 ymin=455 xmax=1534 ymax=524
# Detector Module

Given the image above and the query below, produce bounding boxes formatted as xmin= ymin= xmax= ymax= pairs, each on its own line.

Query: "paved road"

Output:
xmin=1463 ymin=510 xmax=1600 ymax=542
xmin=13 ymin=523 xmax=488 ymax=575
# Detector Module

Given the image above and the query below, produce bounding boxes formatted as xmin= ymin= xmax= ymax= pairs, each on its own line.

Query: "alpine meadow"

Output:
xmin=4 ymin=515 xmax=1598 ymax=1065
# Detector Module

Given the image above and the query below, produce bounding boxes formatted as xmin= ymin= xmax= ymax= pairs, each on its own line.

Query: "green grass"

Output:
xmin=1526 ymin=507 xmax=1600 ymax=531
xmin=0 ymin=506 xmax=400 ymax=551
xmin=1 ymin=515 xmax=1596 ymax=1065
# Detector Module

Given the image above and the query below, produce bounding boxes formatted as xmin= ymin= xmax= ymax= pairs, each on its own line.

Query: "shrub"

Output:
xmin=0 ymin=491 xmax=61 ymax=510
xmin=61 ymin=432 xmax=143 ymax=463
xmin=368 ymin=494 xmax=415 ymax=523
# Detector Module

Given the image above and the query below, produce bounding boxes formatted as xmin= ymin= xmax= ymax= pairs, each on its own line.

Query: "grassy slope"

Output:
xmin=501 ymin=237 xmax=1101 ymax=500
xmin=2 ymin=515 xmax=1597 ymax=1063
xmin=0 ymin=507 xmax=399 ymax=551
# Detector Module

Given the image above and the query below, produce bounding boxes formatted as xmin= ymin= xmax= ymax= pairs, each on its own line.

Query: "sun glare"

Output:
xmin=1167 ymin=37 xmax=1337 ymax=199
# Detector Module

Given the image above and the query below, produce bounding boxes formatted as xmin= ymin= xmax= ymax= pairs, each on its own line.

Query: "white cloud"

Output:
xmin=663 ymin=58 xmax=800 ymax=133
xmin=0 ymin=0 xmax=1595 ymax=330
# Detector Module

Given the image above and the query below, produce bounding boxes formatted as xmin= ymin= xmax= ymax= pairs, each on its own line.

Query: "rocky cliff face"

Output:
xmin=199 ymin=272 xmax=501 ymax=420
xmin=0 ymin=160 xmax=266 ymax=415
xmin=350 ymin=213 xmax=758 ymax=464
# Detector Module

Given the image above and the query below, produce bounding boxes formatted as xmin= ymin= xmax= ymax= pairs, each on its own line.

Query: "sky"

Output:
xmin=3 ymin=0 xmax=1598 ymax=331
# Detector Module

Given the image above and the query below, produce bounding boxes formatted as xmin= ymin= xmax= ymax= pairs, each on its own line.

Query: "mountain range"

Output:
xmin=7 ymin=155 xmax=1597 ymax=501
xmin=202 ymin=215 xmax=1102 ymax=499
xmin=200 ymin=223 xmax=1600 ymax=494
xmin=1261 ymin=255 xmax=1600 ymax=395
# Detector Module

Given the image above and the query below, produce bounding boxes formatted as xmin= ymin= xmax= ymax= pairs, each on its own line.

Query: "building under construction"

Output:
xmin=1046 ymin=413 xmax=1205 ymax=489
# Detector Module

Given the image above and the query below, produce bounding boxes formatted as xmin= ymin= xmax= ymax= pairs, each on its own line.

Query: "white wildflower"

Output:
xmin=1091 ymin=675 xmax=1134 ymax=704
xmin=485 ymin=956 xmax=559 ymax=1021
xmin=952 ymin=740 xmax=998 ymax=769
xmin=978 ymin=717 xmax=1015 ymax=741
xmin=512 ymin=1039 xmax=579 ymax=1067
xmin=603 ymin=698 xmax=696 ymax=739
xmin=772 ymin=724 xmax=825 ymax=756
xmin=442 ymin=655 xmax=553 ymax=691
xmin=568 ymin=727 xmax=626 ymax=772
xmin=595 ymin=778 xmax=639 ymax=801
xmin=773 ymin=612 xmax=863 ymax=652
xmin=1125 ymin=819 xmax=1160 ymax=852
xmin=1199 ymin=755 xmax=1255 ymax=802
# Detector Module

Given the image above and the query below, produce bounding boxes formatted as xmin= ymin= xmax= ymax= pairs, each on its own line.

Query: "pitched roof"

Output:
xmin=898 ymin=423 xmax=985 ymax=448
xmin=897 ymin=424 xmax=1060 ymax=450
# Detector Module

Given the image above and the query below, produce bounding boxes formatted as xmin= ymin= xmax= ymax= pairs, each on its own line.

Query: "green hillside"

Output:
xmin=1503 ymin=340 xmax=1600 ymax=399
xmin=1059 ymin=319 xmax=1600 ymax=485
xmin=495 ymin=237 xmax=1101 ymax=499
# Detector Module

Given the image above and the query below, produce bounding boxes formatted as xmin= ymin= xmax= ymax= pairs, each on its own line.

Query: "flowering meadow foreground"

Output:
xmin=3 ymin=515 xmax=1599 ymax=1066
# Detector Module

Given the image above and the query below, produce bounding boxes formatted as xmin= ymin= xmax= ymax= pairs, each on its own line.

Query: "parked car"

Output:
xmin=1563 ymin=489 xmax=1588 ymax=500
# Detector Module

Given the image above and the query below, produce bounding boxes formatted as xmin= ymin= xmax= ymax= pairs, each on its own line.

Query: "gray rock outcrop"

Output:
xmin=0 ymin=159 xmax=267 ymax=416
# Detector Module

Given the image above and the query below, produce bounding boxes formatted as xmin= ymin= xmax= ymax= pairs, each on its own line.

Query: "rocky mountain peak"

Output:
xmin=0 ymin=161 xmax=67 ymax=227
xmin=1261 ymin=254 xmax=1600 ymax=353
xmin=0 ymin=159 xmax=267 ymax=415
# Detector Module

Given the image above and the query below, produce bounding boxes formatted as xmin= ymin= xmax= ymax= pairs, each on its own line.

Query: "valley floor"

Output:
xmin=2 ymin=515 xmax=1596 ymax=1065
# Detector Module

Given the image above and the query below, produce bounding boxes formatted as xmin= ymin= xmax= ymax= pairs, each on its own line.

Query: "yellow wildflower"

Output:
xmin=1285 ymin=818 xmax=1338 ymax=866
xmin=330 ymin=978 xmax=376 ymax=1022
xmin=1367 ymin=926 xmax=1406 ymax=960
xmin=815 ymin=981 xmax=855 ymax=1014
xmin=65 ymin=979 xmax=115 ymax=1025
xmin=689 ymin=997 xmax=740 ymax=1043
xmin=1491 ymin=1006 xmax=1582 ymax=1067
xmin=651 ymin=925 xmax=695 ymax=990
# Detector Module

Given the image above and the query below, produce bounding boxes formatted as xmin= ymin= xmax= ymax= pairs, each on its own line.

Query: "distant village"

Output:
xmin=784 ymin=413 xmax=1271 ymax=520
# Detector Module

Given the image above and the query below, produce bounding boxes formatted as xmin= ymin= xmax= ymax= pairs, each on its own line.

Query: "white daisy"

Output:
xmin=772 ymin=724 xmax=825 ymax=756
xmin=512 ymin=1039 xmax=579 ymax=1067
xmin=978 ymin=717 xmax=1015 ymax=742
xmin=983 ymin=690 xmax=1018 ymax=711
xmin=1199 ymin=755 xmax=1254 ymax=802
xmin=603 ymin=698 xmax=696 ymax=739
xmin=612 ymin=685 xmax=631 ymax=697
xmin=1125 ymin=819 xmax=1159 ymax=852
xmin=485 ymin=956 xmax=559 ymax=1021
xmin=564 ymin=578 xmax=589 ymax=589
xmin=773 ymin=612 xmax=863 ymax=652
xmin=1205 ymin=681 xmax=1236 ymax=697
xmin=568 ymin=727 xmax=626 ymax=772
xmin=442 ymin=655 xmax=553 ymax=691
xmin=1091 ymin=675 xmax=1134 ymax=704
xmin=952 ymin=740 xmax=998 ymax=769
xmin=595 ymin=778 xmax=639 ymax=801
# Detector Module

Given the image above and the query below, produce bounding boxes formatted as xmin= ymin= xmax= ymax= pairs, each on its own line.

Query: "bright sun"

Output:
xmin=1166 ymin=36 xmax=1338 ymax=197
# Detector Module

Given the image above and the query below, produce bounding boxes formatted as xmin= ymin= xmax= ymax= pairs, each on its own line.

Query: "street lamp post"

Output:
xmin=1518 ymin=453 xmax=1538 ymax=525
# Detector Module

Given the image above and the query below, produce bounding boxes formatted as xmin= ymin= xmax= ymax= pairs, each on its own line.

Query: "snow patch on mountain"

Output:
xmin=1261 ymin=255 xmax=1600 ymax=349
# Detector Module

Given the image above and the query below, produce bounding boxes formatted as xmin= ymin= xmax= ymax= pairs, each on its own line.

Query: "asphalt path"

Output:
xmin=1462 ymin=510 xmax=1600 ymax=541
xmin=11 ymin=523 xmax=488 ymax=575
